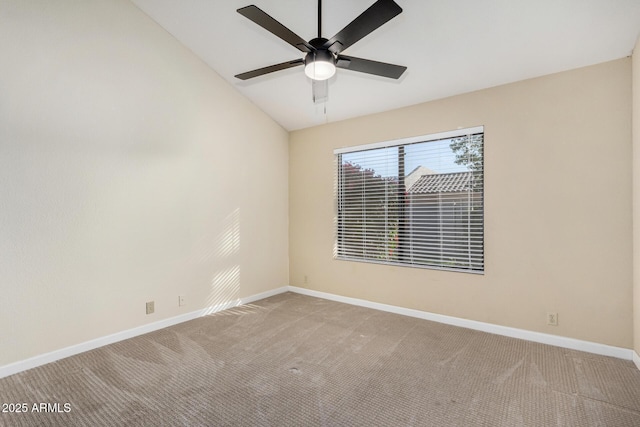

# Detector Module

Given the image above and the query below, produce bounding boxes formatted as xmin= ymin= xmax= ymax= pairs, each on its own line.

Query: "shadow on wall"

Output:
xmin=203 ymin=208 xmax=241 ymax=314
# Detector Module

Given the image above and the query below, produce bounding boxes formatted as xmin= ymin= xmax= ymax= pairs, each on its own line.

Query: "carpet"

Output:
xmin=1 ymin=292 xmax=639 ymax=426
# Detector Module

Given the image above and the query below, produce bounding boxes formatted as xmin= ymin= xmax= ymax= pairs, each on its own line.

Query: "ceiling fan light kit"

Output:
xmin=304 ymin=47 xmax=336 ymax=81
xmin=235 ymin=0 xmax=407 ymax=99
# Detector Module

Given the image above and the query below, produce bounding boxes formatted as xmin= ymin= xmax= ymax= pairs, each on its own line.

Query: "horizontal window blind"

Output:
xmin=336 ymin=127 xmax=484 ymax=273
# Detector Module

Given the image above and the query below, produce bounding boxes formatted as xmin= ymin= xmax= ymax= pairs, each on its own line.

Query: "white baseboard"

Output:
xmin=0 ymin=286 xmax=289 ymax=379
xmin=241 ymin=286 xmax=288 ymax=305
xmin=287 ymin=286 xmax=634 ymax=362
xmin=2 ymin=285 xmax=636 ymax=379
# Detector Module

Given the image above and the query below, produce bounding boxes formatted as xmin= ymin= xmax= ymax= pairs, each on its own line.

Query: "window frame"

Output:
xmin=334 ymin=126 xmax=484 ymax=274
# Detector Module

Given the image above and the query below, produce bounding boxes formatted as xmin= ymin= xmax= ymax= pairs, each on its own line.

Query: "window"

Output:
xmin=335 ymin=126 xmax=484 ymax=273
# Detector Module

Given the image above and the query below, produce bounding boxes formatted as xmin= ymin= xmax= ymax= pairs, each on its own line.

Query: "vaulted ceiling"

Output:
xmin=131 ymin=0 xmax=640 ymax=131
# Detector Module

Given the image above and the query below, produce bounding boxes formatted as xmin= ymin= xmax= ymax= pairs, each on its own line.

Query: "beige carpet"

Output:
xmin=1 ymin=292 xmax=639 ymax=426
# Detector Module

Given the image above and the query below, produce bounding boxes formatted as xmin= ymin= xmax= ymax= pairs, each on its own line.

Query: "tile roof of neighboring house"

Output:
xmin=407 ymin=171 xmax=472 ymax=194
xmin=404 ymin=165 xmax=437 ymax=191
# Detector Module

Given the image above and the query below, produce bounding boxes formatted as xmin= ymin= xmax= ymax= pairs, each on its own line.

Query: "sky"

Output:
xmin=341 ymin=137 xmax=471 ymax=178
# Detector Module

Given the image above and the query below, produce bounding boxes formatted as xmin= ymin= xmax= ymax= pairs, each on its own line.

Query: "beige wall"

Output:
xmin=290 ymin=58 xmax=633 ymax=348
xmin=0 ymin=0 xmax=289 ymax=366
xmin=633 ymin=35 xmax=640 ymax=357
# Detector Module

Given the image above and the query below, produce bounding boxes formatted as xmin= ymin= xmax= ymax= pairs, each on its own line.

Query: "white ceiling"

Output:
xmin=131 ymin=0 xmax=640 ymax=131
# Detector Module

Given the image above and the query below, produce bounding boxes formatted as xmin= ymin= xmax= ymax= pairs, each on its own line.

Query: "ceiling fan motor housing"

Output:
xmin=305 ymin=39 xmax=335 ymax=66
xmin=304 ymin=38 xmax=336 ymax=80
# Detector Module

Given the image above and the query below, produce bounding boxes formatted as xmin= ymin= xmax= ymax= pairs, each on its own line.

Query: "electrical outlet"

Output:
xmin=146 ymin=301 xmax=155 ymax=315
xmin=178 ymin=295 xmax=186 ymax=307
xmin=547 ymin=312 xmax=558 ymax=326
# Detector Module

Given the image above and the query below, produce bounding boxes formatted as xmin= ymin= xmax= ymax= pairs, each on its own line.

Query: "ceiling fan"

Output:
xmin=235 ymin=0 xmax=407 ymax=102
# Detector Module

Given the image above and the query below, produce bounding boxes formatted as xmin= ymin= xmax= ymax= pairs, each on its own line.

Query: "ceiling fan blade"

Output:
xmin=336 ymin=55 xmax=406 ymax=79
xmin=323 ymin=0 xmax=402 ymax=55
xmin=237 ymin=5 xmax=314 ymax=53
xmin=235 ymin=58 xmax=304 ymax=80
